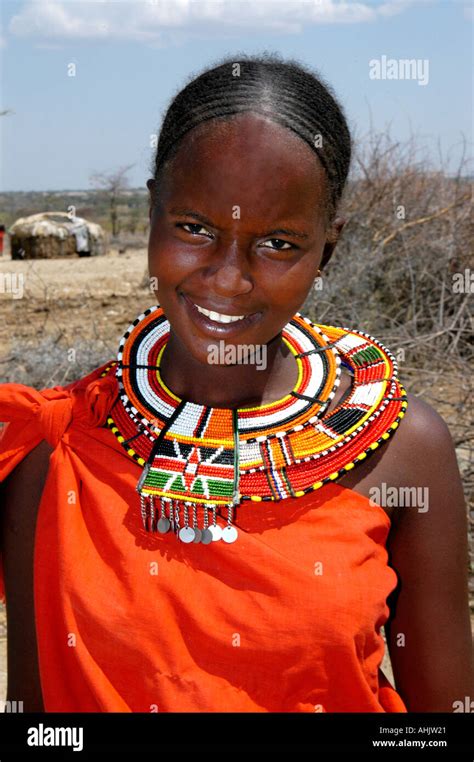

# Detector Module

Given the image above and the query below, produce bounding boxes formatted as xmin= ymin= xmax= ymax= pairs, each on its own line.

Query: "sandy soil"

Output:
xmin=0 ymin=248 xmax=153 ymax=387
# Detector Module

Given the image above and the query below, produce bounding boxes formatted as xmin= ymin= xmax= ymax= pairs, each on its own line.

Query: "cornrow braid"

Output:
xmin=149 ymin=51 xmax=353 ymax=227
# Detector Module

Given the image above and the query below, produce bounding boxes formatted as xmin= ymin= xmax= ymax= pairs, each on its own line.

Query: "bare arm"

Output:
xmin=385 ymin=394 xmax=474 ymax=711
xmin=0 ymin=440 xmax=53 ymax=710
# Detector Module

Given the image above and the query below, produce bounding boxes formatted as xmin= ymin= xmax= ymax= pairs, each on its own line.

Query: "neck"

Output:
xmin=159 ymin=330 xmax=298 ymax=409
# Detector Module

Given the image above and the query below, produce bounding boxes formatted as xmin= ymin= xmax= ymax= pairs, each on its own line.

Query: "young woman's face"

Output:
xmin=147 ymin=112 xmax=343 ymax=365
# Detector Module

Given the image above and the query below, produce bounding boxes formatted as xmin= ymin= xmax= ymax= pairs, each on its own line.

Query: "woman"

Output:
xmin=0 ymin=53 xmax=472 ymax=713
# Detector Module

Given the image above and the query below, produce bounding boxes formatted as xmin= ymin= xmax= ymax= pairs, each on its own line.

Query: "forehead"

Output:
xmin=158 ymin=113 xmax=327 ymax=219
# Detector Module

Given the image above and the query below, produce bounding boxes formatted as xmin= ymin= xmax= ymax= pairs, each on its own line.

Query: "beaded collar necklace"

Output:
xmin=104 ymin=305 xmax=407 ymax=544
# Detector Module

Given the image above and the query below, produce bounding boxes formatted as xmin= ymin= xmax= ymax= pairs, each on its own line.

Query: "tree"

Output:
xmin=89 ymin=164 xmax=135 ymax=236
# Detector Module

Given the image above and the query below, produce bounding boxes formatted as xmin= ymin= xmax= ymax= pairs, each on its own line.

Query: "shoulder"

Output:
xmin=336 ymin=386 xmax=460 ymax=521
xmin=397 ymin=391 xmax=452 ymax=444
xmin=378 ymin=389 xmax=459 ymax=496
xmin=378 ymin=390 xmax=466 ymax=545
xmin=387 ymin=391 xmax=456 ymax=488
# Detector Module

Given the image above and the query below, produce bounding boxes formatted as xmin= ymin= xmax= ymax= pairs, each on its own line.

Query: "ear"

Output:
xmin=146 ymin=179 xmax=156 ymax=222
xmin=319 ymin=216 xmax=347 ymax=271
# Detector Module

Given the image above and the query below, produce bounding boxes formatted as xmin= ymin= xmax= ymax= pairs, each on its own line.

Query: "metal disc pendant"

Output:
xmin=157 ymin=517 xmax=171 ymax=533
xmin=200 ymin=528 xmax=213 ymax=544
xmin=179 ymin=526 xmax=195 ymax=543
xmin=222 ymin=525 xmax=238 ymax=543
xmin=192 ymin=527 xmax=202 ymax=543
xmin=208 ymin=523 xmax=223 ymax=542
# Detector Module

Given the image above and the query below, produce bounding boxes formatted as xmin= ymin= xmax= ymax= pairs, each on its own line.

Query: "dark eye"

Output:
xmin=261 ymin=239 xmax=293 ymax=251
xmin=177 ymin=223 xmax=212 ymax=238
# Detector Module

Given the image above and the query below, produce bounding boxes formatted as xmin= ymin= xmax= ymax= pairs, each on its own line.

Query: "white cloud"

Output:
xmin=379 ymin=0 xmax=442 ymax=17
xmin=6 ymin=0 xmax=413 ymax=44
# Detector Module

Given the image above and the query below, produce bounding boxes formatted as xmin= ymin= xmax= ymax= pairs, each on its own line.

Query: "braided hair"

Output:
xmin=149 ymin=51 xmax=352 ymax=228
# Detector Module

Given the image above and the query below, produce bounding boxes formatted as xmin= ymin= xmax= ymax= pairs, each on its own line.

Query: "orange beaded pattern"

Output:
xmin=102 ymin=306 xmax=408 ymax=521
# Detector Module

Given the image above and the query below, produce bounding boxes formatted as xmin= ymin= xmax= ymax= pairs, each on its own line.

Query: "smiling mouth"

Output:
xmin=193 ymin=304 xmax=246 ymax=324
xmin=182 ymin=294 xmax=255 ymax=323
xmin=180 ymin=293 xmax=261 ymax=330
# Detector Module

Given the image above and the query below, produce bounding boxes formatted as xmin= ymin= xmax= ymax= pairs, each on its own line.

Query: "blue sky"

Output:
xmin=0 ymin=0 xmax=472 ymax=192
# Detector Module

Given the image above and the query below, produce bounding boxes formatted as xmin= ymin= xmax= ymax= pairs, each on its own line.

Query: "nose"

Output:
xmin=206 ymin=241 xmax=253 ymax=298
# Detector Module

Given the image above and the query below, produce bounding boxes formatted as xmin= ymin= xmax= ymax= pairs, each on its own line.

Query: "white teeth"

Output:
xmin=194 ymin=303 xmax=245 ymax=323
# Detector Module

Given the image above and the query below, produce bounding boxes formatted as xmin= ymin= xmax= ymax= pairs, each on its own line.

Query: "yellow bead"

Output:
xmin=295 ymin=490 xmax=305 ymax=497
xmin=344 ymin=463 xmax=355 ymax=470
xmin=313 ymin=480 xmax=324 ymax=488
xmin=250 ymin=495 xmax=262 ymax=502
xmin=329 ymin=471 xmax=339 ymax=480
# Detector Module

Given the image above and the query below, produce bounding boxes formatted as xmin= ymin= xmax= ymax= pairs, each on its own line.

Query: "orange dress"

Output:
xmin=0 ymin=362 xmax=407 ymax=712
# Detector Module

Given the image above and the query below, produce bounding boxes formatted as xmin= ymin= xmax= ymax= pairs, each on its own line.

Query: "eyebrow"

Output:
xmin=168 ymin=207 xmax=310 ymax=240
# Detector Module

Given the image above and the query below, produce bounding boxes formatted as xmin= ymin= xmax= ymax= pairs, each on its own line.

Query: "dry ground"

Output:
xmin=0 ymin=246 xmax=152 ymax=388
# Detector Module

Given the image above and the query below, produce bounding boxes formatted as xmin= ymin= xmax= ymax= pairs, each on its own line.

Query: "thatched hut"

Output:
xmin=8 ymin=212 xmax=106 ymax=259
